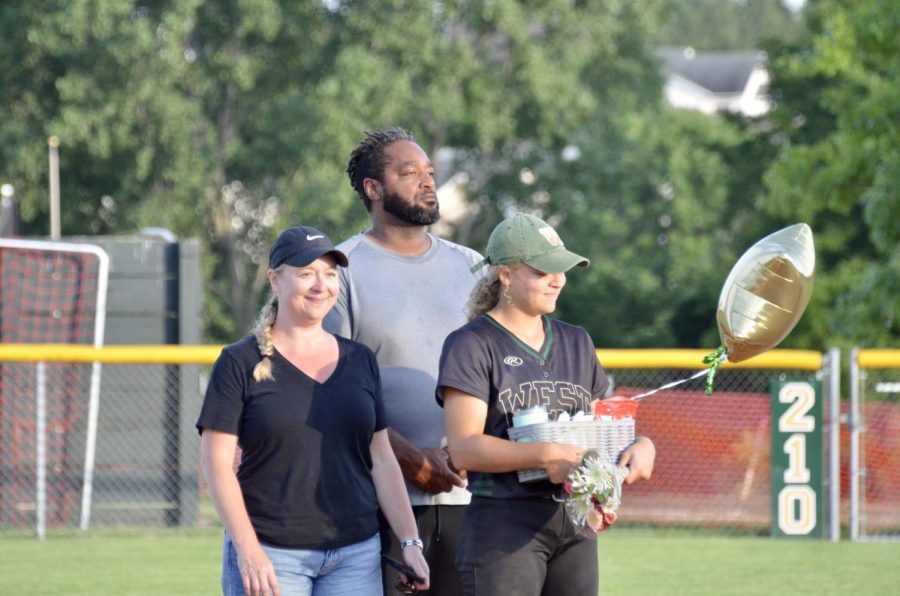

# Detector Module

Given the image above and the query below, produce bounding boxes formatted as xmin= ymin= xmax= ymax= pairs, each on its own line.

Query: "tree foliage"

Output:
xmin=1 ymin=0 xmax=895 ymax=351
xmin=1 ymin=0 xmax=673 ymax=341
xmin=755 ymin=0 xmax=899 ymax=348
xmin=656 ymin=0 xmax=804 ymax=51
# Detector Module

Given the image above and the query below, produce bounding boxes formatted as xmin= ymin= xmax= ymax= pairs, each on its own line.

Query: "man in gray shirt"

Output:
xmin=324 ymin=127 xmax=481 ymax=595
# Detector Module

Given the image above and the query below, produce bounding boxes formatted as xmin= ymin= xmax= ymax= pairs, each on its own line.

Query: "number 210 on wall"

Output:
xmin=771 ymin=378 xmax=824 ymax=538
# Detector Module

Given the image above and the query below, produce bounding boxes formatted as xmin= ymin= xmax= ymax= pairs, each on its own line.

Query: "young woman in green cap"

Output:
xmin=437 ymin=213 xmax=655 ymax=596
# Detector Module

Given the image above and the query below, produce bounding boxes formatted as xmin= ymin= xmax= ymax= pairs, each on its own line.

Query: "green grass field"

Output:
xmin=1 ymin=527 xmax=897 ymax=595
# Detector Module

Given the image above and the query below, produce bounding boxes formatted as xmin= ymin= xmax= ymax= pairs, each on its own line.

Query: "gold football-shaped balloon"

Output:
xmin=716 ymin=223 xmax=815 ymax=363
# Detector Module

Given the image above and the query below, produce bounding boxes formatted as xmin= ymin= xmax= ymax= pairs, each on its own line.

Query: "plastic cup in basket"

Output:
xmin=592 ymin=396 xmax=639 ymax=420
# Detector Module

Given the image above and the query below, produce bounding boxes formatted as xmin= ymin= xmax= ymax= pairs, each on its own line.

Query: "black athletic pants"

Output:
xmin=455 ymin=496 xmax=598 ymax=596
xmin=380 ymin=504 xmax=465 ymax=596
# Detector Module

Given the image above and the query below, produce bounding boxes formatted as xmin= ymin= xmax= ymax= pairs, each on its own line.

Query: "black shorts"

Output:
xmin=455 ymin=496 xmax=598 ymax=596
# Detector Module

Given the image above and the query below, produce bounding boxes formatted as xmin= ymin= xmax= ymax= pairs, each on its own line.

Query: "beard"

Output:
xmin=381 ymin=189 xmax=440 ymax=226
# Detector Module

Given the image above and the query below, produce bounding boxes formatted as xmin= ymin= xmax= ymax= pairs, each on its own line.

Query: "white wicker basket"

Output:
xmin=507 ymin=418 xmax=635 ymax=482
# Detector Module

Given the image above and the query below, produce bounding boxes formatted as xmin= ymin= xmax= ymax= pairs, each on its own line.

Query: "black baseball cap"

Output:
xmin=268 ymin=226 xmax=349 ymax=269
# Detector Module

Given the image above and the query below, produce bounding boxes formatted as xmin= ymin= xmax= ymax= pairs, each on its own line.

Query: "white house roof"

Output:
xmin=657 ymin=47 xmax=766 ymax=93
xmin=656 ymin=46 xmax=770 ymax=116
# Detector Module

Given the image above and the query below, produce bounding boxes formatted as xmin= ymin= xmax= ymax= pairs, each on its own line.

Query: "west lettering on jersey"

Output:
xmin=497 ymin=380 xmax=592 ymax=419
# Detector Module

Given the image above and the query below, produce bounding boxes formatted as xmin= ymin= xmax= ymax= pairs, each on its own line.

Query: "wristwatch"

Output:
xmin=400 ymin=538 xmax=424 ymax=550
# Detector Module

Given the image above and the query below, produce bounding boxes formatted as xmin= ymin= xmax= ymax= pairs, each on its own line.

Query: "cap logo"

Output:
xmin=503 ymin=356 xmax=523 ymax=366
xmin=538 ymin=227 xmax=562 ymax=247
xmin=306 ymin=234 xmax=324 ymax=241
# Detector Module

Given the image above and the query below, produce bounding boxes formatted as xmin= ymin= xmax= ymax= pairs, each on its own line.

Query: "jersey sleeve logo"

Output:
xmin=503 ymin=356 xmax=524 ymax=366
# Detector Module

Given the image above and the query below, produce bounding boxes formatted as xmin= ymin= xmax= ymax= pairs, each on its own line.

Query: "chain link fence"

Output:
xmin=2 ymin=346 xmax=840 ymax=538
xmin=0 ymin=347 xmax=213 ymax=535
xmin=603 ymin=358 xmax=831 ymax=534
xmin=850 ymin=349 xmax=900 ymax=541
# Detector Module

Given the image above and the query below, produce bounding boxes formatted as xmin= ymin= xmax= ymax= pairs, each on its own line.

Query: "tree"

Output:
xmin=2 ymin=0 xmax=674 ymax=341
xmin=447 ymin=1 xmax=747 ymax=348
xmin=656 ymin=0 xmax=804 ymax=51
xmin=1 ymin=0 xmax=264 ymax=338
xmin=755 ymin=0 xmax=900 ymax=348
xmin=9 ymin=0 xmax=890 ymax=352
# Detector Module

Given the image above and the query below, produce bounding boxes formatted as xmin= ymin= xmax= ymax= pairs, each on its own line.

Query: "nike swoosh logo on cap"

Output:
xmin=306 ymin=234 xmax=324 ymax=241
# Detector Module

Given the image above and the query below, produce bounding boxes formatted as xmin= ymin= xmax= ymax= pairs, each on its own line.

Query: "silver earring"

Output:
xmin=503 ymin=285 xmax=514 ymax=307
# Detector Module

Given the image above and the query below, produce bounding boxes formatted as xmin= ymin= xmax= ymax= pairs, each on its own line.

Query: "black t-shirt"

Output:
xmin=437 ymin=315 xmax=609 ymax=499
xmin=196 ymin=334 xmax=386 ymax=549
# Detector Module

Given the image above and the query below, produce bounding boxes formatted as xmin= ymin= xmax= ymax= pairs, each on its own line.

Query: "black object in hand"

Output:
xmin=382 ymin=553 xmax=426 ymax=584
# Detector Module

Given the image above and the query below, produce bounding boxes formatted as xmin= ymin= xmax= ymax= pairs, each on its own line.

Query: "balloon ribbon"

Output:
xmin=630 ymin=344 xmax=728 ymax=401
xmin=702 ymin=345 xmax=728 ymax=395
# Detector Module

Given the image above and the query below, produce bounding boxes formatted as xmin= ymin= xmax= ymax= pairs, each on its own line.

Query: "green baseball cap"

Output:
xmin=471 ymin=213 xmax=590 ymax=274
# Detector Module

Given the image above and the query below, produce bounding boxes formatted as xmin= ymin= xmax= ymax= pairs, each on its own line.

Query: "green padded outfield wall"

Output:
xmin=771 ymin=376 xmax=825 ymax=538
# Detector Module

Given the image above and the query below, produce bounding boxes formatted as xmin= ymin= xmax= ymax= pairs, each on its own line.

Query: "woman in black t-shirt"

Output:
xmin=437 ymin=214 xmax=655 ymax=596
xmin=198 ymin=226 xmax=428 ymax=596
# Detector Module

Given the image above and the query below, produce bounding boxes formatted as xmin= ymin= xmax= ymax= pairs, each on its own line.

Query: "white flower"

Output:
xmin=563 ymin=453 xmax=628 ymax=536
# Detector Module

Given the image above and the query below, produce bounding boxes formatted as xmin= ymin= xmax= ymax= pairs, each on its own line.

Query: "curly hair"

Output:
xmin=346 ymin=127 xmax=417 ymax=212
xmin=466 ymin=266 xmax=502 ymax=320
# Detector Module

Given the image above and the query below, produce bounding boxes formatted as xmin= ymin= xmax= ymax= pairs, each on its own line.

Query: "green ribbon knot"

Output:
xmin=702 ymin=344 xmax=728 ymax=396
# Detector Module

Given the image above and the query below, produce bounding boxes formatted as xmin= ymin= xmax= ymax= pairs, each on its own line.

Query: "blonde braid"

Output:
xmin=466 ymin=267 xmax=502 ymax=320
xmin=252 ymin=294 xmax=278 ymax=382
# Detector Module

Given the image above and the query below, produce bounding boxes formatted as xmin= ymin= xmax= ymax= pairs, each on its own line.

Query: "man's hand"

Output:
xmin=389 ymin=429 xmax=466 ymax=494
xmin=412 ymin=447 xmax=467 ymax=493
xmin=443 ymin=446 xmax=466 ymax=478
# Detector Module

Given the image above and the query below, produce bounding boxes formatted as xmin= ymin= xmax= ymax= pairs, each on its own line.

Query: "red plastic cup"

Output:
xmin=592 ymin=396 xmax=639 ymax=420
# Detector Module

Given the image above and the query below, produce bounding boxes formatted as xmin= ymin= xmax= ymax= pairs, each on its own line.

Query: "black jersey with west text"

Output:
xmin=437 ymin=315 xmax=609 ymax=499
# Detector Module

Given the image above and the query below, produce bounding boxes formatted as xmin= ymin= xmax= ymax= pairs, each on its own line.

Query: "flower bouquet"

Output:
xmin=562 ymin=450 xmax=629 ymax=536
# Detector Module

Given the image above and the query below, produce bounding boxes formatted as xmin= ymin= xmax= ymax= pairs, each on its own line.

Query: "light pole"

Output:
xmin=48 ymin=136 xmax=61 ymax=239
xmin=1 ymin=183 xmax=17 ymax=236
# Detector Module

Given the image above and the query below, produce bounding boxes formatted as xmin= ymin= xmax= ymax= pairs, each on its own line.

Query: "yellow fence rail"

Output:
xmin=856 ymin=349 xmax=900 ymax=368
xmin=0 ymin=344 xmax=223 ymax=364
xmin=596 ymin=349 xmax=822 ymax=370
xmin=0 ymin=344 xmax=822 ymax=370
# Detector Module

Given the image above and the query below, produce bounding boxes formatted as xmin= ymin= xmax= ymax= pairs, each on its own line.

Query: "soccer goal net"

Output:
xmin=0 ymin=239 xmax=108 ymax=535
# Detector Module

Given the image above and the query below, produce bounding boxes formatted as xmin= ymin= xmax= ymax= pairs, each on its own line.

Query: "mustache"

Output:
xmin=418 ymin=191 xmax=438 ymax=202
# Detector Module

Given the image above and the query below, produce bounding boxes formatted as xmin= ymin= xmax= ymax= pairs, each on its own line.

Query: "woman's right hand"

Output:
xmin=541 ymin=442 xmax=584 ymax=484
xmin=238 ymin=543 xmax=280 ymax=596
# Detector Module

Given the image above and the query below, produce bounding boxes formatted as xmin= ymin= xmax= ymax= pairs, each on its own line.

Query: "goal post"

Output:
xmin=0 ymin=238 xmax=109 ymax=535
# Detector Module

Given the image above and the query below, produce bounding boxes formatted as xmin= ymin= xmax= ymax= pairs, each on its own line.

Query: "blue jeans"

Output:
xmin=222 ymin=532 xmax=382 ymax=596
